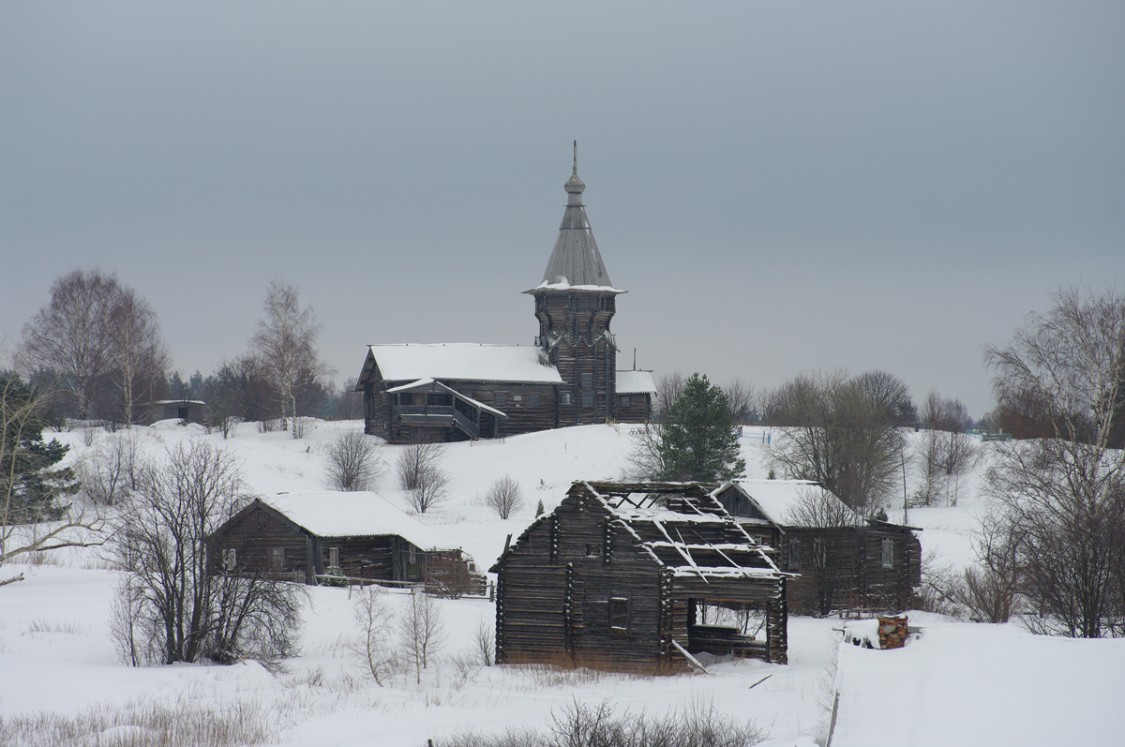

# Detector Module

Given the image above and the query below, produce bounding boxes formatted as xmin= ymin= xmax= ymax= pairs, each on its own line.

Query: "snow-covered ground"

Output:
xmin=1 ymin=422 xmax=1121 ymax=745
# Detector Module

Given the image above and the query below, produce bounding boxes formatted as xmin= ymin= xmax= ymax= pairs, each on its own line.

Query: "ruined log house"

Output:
xmin=491 ymin=481 xmax=789 ymax=671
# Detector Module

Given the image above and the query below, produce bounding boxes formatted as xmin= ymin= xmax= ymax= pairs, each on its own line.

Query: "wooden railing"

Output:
xmin=398 ymin=405 xmax=481 ymax=439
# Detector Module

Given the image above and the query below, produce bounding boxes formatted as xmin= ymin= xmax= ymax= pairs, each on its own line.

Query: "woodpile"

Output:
xmin=878 ymin=615 xmax=908 ymax=649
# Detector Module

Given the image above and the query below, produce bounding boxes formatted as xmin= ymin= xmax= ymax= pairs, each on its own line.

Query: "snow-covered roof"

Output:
xmin=734 ymin=479 xmax=863 ymax=526
xmin=256 ymin=491 xmax=443 ymax=549
xmin=616 ymin=370 xmax=656 ymax=394
xmin=154 ymin=399 xmax=207 ymax=406
xmin=365 ymin=344 xmax=563 ymax=384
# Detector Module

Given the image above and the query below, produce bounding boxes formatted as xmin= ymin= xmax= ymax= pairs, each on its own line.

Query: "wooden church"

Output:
xmin=358 ymin=147 xmax=656 ymax=443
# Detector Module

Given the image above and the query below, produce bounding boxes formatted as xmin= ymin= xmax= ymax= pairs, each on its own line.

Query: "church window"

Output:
xmin=529 ymin=392 xmax=541 ymax=407
xmin=621 ymin=395 xmax=631 ymax=407
xmin=581 ymin=373 xmax=593 ymax=389
xmin=561 ymin=391 xmax=573 ymax=406
xmin=494 ymin=391 xmax=508 ymax=406
xmin=581 ymin=392 xmax=594 ymax=408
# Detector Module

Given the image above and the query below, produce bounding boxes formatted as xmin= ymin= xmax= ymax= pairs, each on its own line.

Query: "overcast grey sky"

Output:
xmin=2 ymin=1 xmax=1122 ymax=417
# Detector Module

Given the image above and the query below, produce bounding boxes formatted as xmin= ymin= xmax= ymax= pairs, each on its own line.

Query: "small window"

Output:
xmin=328 ymin=547 xmax=340 ymax=568
xmin=585 ymin=543 xmax=598 ymax=558
xmin=881 ymin=538 xmax=894 ymax=569
xmin=609 ymin=597 xmax=629 ymax=631
xmin=222 ymin=548 xmax=237 ymax=570
xmin=494 ymin=391 xmax=508 ymax=406
xmin=271 ymin=547 xmax=285 ymax=570
xmin=529 ymin=392 xmax=541 ymax=407
xmin=560 ymin=391 xmax=573 ymax=406
xmin=581 ymin=373 xmax=594 ymax=389
xmin=620 ymin=395 xmax=631 ymax=408
xmin=581 ymin=392 xmax=594 ymax=408
xmin=787 ymin=539 xmax=800 ymax=570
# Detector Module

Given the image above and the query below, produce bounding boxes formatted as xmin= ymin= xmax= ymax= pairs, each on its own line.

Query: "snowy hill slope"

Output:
xmin=2 ymin=421 xmax=1119 ymax=746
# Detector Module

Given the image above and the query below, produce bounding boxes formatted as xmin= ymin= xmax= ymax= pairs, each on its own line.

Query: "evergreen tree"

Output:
xmin=1 ymin=373 xmax=79 ymax=523
xmin=653 ymin=373 xmax=746 ymax=482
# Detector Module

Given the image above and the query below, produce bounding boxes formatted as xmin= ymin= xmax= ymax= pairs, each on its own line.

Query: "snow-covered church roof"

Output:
xmin=362 ymin=343 xmax=563 ymax=385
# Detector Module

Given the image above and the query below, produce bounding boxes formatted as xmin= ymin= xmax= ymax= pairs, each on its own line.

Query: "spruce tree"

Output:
xmin=1 ymin=373 xmax=79 ymax=523
xmin=656 ymin=373 xmax=746 ymax=482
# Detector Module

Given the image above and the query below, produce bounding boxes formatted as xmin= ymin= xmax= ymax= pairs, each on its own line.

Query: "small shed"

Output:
xmin=491 ymin=481 xmax=789 ymax=671
xmin=207 ymin=491 xmax=477 ymax=587
xmin=149 ymin=399 xmax=209 ymax=425
xmin=715 ymin=480 xmax=922 ymax=616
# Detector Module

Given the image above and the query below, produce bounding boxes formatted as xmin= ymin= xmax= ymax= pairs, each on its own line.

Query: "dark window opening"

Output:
xmin=787 ymin=539 xmax=800 ymax=570
xmin=581 ymin=373 xmax=594 ymax=389
xmin=881 ymin=538 xmax=894 ymax=569
xmin=581 ymin=392 xmax=594 ymax=408
xmin=609 ymin=597 xmax=629 ymax=631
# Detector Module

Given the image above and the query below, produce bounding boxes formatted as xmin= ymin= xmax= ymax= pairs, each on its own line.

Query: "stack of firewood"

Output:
xmin=877 ymin=615 xmax=908 ymax=649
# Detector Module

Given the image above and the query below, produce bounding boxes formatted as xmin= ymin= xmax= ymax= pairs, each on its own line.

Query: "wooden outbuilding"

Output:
xmin=491 ymin=481 xmax=789 ymax=672
xmin=148 ymin=399 xmax=209 ymax=426
xmin=714 ymin=480 xmax=922 ymax=616
xmin=207 ymin=491 xmax=479 ymax=589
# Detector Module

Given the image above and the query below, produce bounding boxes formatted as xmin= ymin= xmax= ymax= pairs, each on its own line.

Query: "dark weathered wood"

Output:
xmin=492 ymin=481 xmax=787 ymax=671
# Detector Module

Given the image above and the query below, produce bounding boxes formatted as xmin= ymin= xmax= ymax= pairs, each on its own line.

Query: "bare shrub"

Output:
xmin=352 ymin=585 xmax=397 ymax=685
xmin=399 ymin=587 xmax=446 ymax=683
xmin=472 ymin=616 xmax=495 ymax=667
xmin=397 ymin=442 xmax=449 ymax=513
xmin=80 ymin=430 xmax=141 ymax=505
xmin=326 ymin=430 xmax=385 ymax=492
xmin=484 ymin=474 xmax=524 ymax=519
xmin=439 ymin=698 xmax=764 ymax=747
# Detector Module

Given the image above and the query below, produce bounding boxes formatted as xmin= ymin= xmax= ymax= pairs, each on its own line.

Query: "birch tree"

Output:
xmin=251 ymin=281 xmax=329 ymax=437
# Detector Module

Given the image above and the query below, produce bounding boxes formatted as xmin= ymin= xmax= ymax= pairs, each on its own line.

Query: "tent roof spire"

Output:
xmin=537 ymin=142 xmax=616 ymax=290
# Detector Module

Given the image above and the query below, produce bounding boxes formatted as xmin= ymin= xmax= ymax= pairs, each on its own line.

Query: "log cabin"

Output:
xmin=714 ymin=480 xmax=922 ymax=616
xmin=206 ymin=491 xmax=481 ymax=590
xmin=491 ymin=481 xmax=789 ymax=672
xmin=357 ymin=145 xmax=657 ymax=443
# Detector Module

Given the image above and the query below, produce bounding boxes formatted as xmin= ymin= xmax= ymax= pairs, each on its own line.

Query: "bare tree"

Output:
xmin=1 ymin=375 xmax=101 ymax=587
xmin=398 ymin=586 xmax=446 ymax=682
xmin=985 ymin=287 xmax=1125 ymax=638
xmin=917 ymin=391 xmax=980 ymax=506
xmin=484 ymin=474 xmax=525 ymax=519
xmin=17 ymin=269 xmax=121 ymax=419
xmin=767 ymin=369 xmax=909 ymax=514
xmin=352 ymin=584 xmax=397 ymax=685
xmin=724 ymin=379 xmax=758 ymax=425
xmin=107 ymin=287 xmax=169 ymax=425
xmin=396 ymin=442 xmax=449 ymax=513
xmin=653 ymin=371 xmax=685 ymax=422
xmin=78 ymin=431 xmax=140 ymax=505
xmin=251 ymin=281 xmax=330 ymax=437
xmin=325 ymin=430 xmax=384 ymax=492
xmin=109 ymin=442 xmax=301 ymax=663
xmin=334 ymin=378 xmax=365 ymax=421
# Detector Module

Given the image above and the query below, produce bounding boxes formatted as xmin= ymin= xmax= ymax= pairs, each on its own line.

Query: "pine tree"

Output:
xmin=655 ymin=373 xmax=745 ymax=482
xmin=1 ymin=373 xmax=79 ymax=523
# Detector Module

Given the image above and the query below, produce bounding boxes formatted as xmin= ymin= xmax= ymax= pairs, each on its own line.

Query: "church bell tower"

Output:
xmin=527 ymin=143 xmax=622 ymax=426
